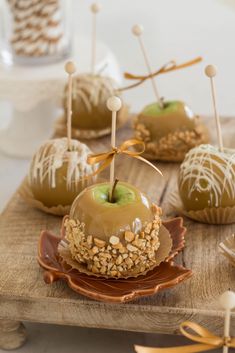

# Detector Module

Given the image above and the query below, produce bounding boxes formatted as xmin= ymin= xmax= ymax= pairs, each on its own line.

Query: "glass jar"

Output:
xmin=0 ymin=0 xmax=72 ymax=66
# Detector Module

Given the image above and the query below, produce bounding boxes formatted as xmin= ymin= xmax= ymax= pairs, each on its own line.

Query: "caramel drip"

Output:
xmin=29 ymin=138 xmax=95 ymax=191
xmin=179 ymin=144 xmax=235 ymax=207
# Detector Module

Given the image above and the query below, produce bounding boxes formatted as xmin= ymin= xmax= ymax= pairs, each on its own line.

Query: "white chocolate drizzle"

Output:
xmin=29 ymin=138 xmax=95 ymax=190
xmin=71 ymin=74 xmax=118 ymax=113
xmin=179 ymin=144 xmax=235 ymax=207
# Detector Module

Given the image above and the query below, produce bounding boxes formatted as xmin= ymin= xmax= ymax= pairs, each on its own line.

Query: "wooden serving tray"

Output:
xmin=0 ymin=116 xmax=235 ymax=348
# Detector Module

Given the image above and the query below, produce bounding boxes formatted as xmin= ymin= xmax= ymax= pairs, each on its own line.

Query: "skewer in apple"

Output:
xmin=132 ymin=24 xmax=163 ymax=108
xmin=27 ymin=61 xmax=96 ymax=210
xmin=178 ymin=65 xmax=235 ymax=217
xmin=62 ymin=96 xmax=170 ymax=278
xmin=106 ymin=96 xmax=122 ymax=201
xmin=131 ymin=24 xmax=209 ymax=162
xmin=60 ymin=4 xmax=128 ymax=139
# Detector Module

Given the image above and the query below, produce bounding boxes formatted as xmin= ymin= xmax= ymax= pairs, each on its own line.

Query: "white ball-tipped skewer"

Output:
xmin=132 ymin=24 xmax=163 ymax=108
xmin=65 ymin=61 xmax=76 ymax=151
xmin=90 ymin=3 xmax=101 ymax=74
xmin=219 ymin=290 xmax=235 ymax=353
xmin=205 ymin=64 xmax=224 ymax=152
xmin=107 ymin=96 xmax=122 ymax=196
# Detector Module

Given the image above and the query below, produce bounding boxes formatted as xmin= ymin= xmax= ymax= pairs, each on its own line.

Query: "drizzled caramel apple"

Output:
xmin=62 ymin=74 xmax=128 ymax=138
xmin=28 ymin=138 xmax=96 ymax=208
xmin=178 ymin=144 xmax=235 ymax=211
xmin=27 ymin=62 xmax=98 ymax=210
xmin=134 ymin=100 xmax=209 ymax=162
xmin=178 ymin=65 xmax=235 ymax=221
xmin=64 ymin=181 xmax=163 ymax=278
xmin=59 ymin=4 xmax=128 ymax=139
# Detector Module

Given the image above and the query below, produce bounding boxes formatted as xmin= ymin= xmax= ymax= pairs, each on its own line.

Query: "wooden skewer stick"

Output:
xmin=90 ymin=3 xmax=101 ymax=75
xmin=205 ymin=64 xmax=224 ymax=152
xmin=107 ymin=96 xmax=122 ymax=201
xmin=132 ymin=24 xmax=163 ymax=108
xmin=65 ymin=61 xmax=76 ymax=151
xmin=219 ymin=290 xmax=235 ymax=353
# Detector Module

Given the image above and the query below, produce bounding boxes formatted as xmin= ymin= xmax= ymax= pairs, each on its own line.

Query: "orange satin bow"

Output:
xmin=119 ymin=56 xmax=202 ymax=91
xmin=87 ymin=139 xmax=162 ymax=177
xmin=135 ymin=321 xmax=235 ymax=353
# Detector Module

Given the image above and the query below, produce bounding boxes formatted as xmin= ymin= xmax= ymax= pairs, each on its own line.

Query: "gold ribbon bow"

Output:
xmin=87 ymin=139 xmax=162 ymax=177
xmin=135 ymin=321 xmax=235 ymax=353
xmin=119 ymin=56 xmax=202 ymax=92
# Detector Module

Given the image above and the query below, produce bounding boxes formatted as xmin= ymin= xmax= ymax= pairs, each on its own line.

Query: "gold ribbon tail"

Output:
xmin=134 ymin=155 xmax=163 ymax=176
xmin=87 ymin=152 xmax=115 ymax=178
xmin=134 ymin=321 xmax=235 ymax=353
xmin=119 ymin=56 xmax=202 ymax=92
xmin=135 ymin=343 xmax=217 ymax=353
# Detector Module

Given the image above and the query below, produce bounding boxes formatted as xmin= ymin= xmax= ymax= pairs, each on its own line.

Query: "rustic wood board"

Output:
xmin=0 ymin=116 xmax=235 ymax=335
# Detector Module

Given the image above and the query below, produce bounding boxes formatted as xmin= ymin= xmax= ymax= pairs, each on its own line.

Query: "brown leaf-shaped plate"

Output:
xmin=38 ymin=217 xmax=192 ymax=303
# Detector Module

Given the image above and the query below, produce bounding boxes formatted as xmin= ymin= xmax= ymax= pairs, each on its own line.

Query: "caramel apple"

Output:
xmin=178 ymin=144 xmax=235 ymax=211
xmin=64 ymin=181 xmax=162 ymax=278
xmin=177 ymin=65 xmax=235 ymax=223
xmin=130 ymin=25 xmax=208 ymax=161
xmin=26 ymin=62 xmax=97 ymax=210
xmin=29 ymin=138 xmax=96 ymax=208
xmin=134 ymin=100 xmax=209 ymax=162
xmin=59 ymin=6 xmax=128 ymax=139
xmin=62 ymin=74 xmax=128 ymax=138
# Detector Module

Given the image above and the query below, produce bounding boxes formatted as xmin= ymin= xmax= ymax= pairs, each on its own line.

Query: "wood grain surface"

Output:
xmin=0 ymin=116 xmax=235 ymax=335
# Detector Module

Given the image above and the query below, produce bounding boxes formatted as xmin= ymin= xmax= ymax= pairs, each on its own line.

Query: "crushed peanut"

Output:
xmin=125 ymin=231 xmax=135 ymax=242
xmin=133 ymin=116 xmax=209 ymax=162
xmin=64 ymin=206 xmax=161 ymax=278
xmin=94 ymin=238 xmax=106 ymax=248
xmin=109 ymin=235 xmax=119 ymax=245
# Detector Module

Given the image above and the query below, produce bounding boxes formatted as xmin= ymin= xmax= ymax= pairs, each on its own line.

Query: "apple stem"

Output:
xmin=160 ymin=97 xmax=165 ymax=108
xmin=109 ymin=178 xmax=119 ymax=203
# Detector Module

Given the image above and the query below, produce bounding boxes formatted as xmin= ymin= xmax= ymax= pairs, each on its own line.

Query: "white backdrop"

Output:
xmin=72 ymin=0 xmax=235 ymax=117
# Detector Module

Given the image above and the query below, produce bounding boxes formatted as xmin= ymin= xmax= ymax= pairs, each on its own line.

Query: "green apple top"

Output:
xmin=70 ymin=181 xmax=155 ymax=240
xmin=138 ymin=100 xmax=196 ymax=140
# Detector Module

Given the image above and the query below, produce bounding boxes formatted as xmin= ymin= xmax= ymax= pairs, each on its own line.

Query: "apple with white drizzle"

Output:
xmin=28 ymin=62 xmax=96 ymax=209
xmin=178 ymin=65 xmax=235 ymax=213
xmin=64 ymin=74 xmax=128 ymax=137
xmin=29 ymin=138 xmax=95 ymax=207
xmin=178 ymin=144 xmax=235 ymax=211
xmin=61 ymin=4 xmax=128 ymax=139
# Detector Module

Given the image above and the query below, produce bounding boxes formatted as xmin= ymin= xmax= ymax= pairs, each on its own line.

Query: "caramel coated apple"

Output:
xmin=29 ymin=138 xmax=96 ymax=207
xmin=178 ymin=144 xmax=235 ymax=211
xmin=65 ymin=181 xmax=162 ymax=278
xmin=63 ymin=74 xmax=128 ymax=138
xmin=134 ymin=100 xmax=209 ymax=161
